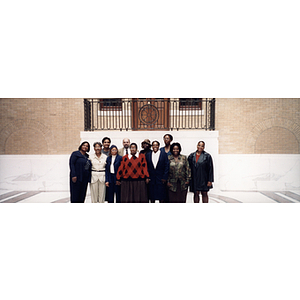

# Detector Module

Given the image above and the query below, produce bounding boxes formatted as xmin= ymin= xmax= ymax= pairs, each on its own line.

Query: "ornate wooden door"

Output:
xmin=132 ymin=98 xmax=170 ymax=131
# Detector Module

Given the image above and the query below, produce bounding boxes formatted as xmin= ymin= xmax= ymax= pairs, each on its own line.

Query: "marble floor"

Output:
xmin=1 ymin=188 xmax=300 ymax=203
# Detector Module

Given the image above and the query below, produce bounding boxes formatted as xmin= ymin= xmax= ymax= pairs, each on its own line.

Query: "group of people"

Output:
xmin=69 ymin=134 xmax=214 ymax=203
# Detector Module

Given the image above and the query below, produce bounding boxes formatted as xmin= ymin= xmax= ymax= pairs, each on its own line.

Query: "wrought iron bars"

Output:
xmin=84 ymin=98 xmax=215 ymax=131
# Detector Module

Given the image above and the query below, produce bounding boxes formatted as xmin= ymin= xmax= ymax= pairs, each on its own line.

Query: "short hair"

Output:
xmin=93 ymin=142 xmax=102 ymax=148
xmin=163 ymin=134 xmax=173 ymax=141
xmin=102 ymin=137 xmax=111 ymax=144
xmin=152 ymin=140 xmax=160 ymax=147
xmin=130 ymin=143 xmax=138 ymax=150
xmin=170 ymin=142 xmax=181 ymax=154
xmin=78 ymin=141 xmax=90 ymax=152
xmin=198 ymin=141 xmax=205 ymax=146
xmin=109 ymin=145 xmax=118 ymax=156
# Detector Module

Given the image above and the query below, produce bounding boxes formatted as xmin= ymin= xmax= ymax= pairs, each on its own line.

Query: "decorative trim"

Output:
xmin=0 ymin=119 xmax=55 ymax=154
xmin=246 ymin=118 xmax=300 ymax=153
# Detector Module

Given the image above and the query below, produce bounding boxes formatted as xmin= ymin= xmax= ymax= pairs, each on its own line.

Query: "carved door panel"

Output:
xmin=132 ymin=98 xmax=169 ymax=131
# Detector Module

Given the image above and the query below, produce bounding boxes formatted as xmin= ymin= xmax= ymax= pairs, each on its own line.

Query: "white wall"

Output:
xmin=1 ymin=131 xmax=299 ymax=193
xmin=219 ymin=154 xmax=300 ymax=191
xmin=0 ymin=130 xmax=219 ymax=192
xmin=0 ymin=155 xmax=69 ymax=191
xmin=80 ymin=130 xmax=219 ymax=160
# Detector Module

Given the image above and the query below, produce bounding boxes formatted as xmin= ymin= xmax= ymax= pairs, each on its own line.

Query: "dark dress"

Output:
xmin=105 ymin=155 xmax=122 ymax=203
xmin=188 ymin=151 xmax=214 ymax=192
xmin=146 ymin=150 xmax=169 ymax=202
xmin=69 ymin=151 xmax=91 ymax=203
xmin=116 ymin=153 xmax=149 ymax=203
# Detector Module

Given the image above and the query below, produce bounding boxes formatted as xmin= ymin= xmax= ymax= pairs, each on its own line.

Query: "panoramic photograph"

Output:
xmin=0 ymin=98 xmax=299 ymax=203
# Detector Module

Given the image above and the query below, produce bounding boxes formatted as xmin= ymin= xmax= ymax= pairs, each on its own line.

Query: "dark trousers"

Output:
xmin=105 ymin=186 xmax=109 ymax=202
xmin=168 ymin=181 xmax=188 ymax=203
xmin=163 ymin=185 xmax=170 ymax=203
xmin=107 ymin=181 xmax=121 ymax=203
xmin=70 ymin=179 xmax=89 ymax=203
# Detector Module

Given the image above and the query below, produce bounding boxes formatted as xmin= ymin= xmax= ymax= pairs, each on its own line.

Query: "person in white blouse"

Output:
xmin=90 ymin=142 xmax=107 ymax=203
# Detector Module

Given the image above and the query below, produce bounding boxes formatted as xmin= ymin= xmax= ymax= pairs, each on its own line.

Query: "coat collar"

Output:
xmin=169 ymin=154 xmax=183 ymax=161
xmin=193 ymin=151 xmax=206 ymax=164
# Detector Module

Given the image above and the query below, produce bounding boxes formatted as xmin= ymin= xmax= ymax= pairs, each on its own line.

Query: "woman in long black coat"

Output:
xmin=146 ymin=140 xmax=169 ymax=203
xmin=188 ymin=141 xmax=214 ymax=203
xmin=69 ymin=141 xmax=92 ymax=203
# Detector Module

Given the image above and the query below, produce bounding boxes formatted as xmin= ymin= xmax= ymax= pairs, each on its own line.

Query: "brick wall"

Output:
xmin=1 ymin=98 xmax=299 ymax=155
xmin=0 ymin=99 xmax=84 ymax=154
xmin=216 ymin=99 xmax=300 ymax=154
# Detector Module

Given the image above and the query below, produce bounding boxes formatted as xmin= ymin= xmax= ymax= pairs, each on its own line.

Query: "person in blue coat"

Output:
xmin=105 ymin=145 xmax=122 ymax=203
xmin=159 ymin=134 xmax=173 ymax=202
xmin=160 ymin=133 xmax=173 ymax=156
xmin=146 ymin=140 xmax=170 ymax=203
xmin=69 ymin=141 xmax=92 ymax=203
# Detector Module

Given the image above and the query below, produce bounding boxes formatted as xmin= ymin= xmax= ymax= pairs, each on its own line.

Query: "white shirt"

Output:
xmin=90 ymin=154 xmax=107 ymax=183
xmin=128 ymin=152 xmax=139 ymax=160
xmin=91 ymin=154 xmax=107 ymax=171
xmin=110 ymin=155 xmax=116 ymax=174
xmin=123 ymin=148 xmax=129 ymax=156
xmin=152 ymin=150 xmax=160 ymax=169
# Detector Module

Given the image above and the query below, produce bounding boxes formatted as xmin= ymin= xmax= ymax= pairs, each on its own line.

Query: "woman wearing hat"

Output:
xmin=90 ymin=142 xmax=107 ymax=203
xmin=105 ymin=145 xmax=122 ymax=203
xmin=140 ymin=139 xmax=151 ymax=155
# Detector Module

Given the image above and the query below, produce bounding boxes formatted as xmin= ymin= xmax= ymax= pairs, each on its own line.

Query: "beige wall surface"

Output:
xmin=1 ymin=98 xmax=299 ymax=155
xmin=216 ymin=98 xmax=300 ymax=154
xmin=0 ymin=99 xmax=84 ymax=154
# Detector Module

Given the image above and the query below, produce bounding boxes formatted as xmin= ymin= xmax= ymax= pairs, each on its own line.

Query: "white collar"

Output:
xmin=93 ymin=153 xmax=104 ymax=160
xmin=128 ymin=152 xmax=139 ymax=159
xmin=152 ymin=150 xmax=160 ymax=156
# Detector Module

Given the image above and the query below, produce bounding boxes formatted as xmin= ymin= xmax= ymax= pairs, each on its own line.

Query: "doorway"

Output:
xmin=131 ymin=98 xmax=170 ymax=131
